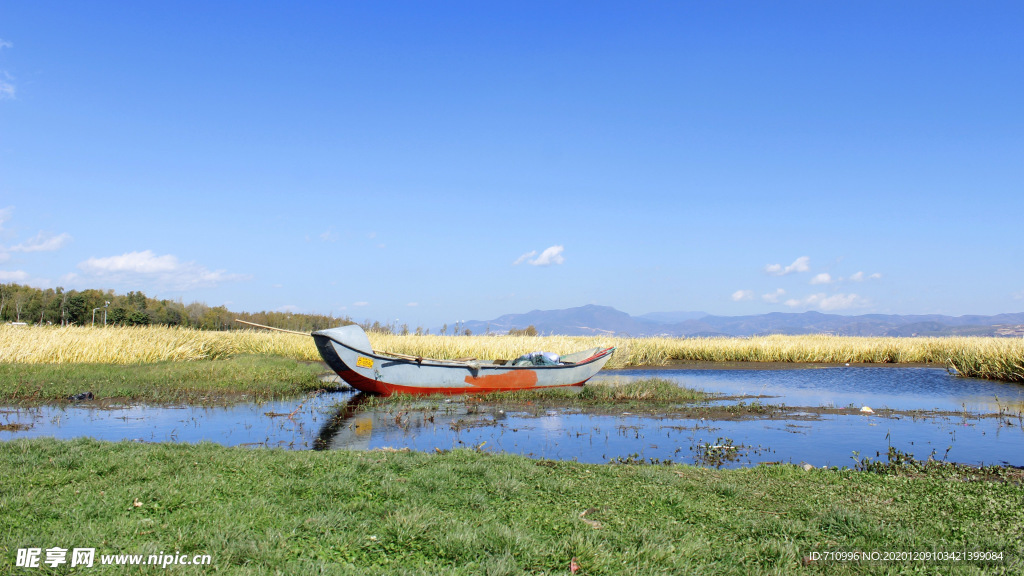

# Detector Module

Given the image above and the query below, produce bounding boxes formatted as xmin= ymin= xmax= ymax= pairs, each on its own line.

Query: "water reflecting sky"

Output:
xmin=3 ymin=367 xmax=1022 ymax=468
xmin=592 ymin=367 xmax=1024 ymax=413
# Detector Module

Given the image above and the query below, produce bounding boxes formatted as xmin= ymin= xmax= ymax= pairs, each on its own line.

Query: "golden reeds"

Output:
xmin=370 ymin=332 xmax=1024 ymax=380
xmin=0 ymin=325 xmax=318 ymax=364
xmin=2 ymin=325 xmax=1022 ymax=382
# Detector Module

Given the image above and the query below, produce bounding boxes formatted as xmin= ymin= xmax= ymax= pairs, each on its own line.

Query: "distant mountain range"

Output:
xmin=454 ymin=305 xmax=1024 ymax=338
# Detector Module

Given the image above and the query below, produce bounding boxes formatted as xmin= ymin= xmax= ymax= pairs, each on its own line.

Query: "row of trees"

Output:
xmin=0 ymin=283 xmax=534 ymax=336
xmin=0 ymin=283 xmax=354 ymax=333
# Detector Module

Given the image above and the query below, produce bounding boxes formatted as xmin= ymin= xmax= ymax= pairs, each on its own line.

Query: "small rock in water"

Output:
xmin=68 ymin=392 xmax=94 ymax=401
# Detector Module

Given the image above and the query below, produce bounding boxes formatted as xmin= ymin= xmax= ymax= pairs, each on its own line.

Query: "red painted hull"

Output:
xmin=335 ymin=366 xmax=593 ymax=395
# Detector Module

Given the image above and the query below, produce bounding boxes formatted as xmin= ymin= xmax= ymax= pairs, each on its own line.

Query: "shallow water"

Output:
xmin=2 ymin=367 xmax=1022 ymax=468
xmin=0 ymin=396 xmax=330 ymax=450
xmin=602 ymin=366 xmax=1024 ymax=414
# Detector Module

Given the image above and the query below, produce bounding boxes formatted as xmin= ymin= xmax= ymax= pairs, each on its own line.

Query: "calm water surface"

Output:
xmin=3 ymin=367 xmax=1022 ymax=468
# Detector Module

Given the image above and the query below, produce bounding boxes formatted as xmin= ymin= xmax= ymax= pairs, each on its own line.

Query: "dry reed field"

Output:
xmin=0 ymin=325 xmax=316 ymax=364
xmin=2 ymin=325 xmax=1022 ymax=382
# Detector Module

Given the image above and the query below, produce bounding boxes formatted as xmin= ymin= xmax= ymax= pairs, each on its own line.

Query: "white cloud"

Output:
xmin=77 ymin=250 xmax=248 ymax=290
xmin=513 ymin=250 xmax=537 ymax=265
xmin=319 ymin=230 xmax=336 ymax=242
xmin=849 ymin=271 xmax=882 ymax=282
xmin=818 ymin=294 xmax=865 ymax=310
xmin=531 ymin=245 xmax=565 ymax=266
xmin=1014 ymin=290 xmax=1024 ymax=300
xmin=0 ymin=210 xmax=73 ymax=262
xmin=407 ymin=302 xmax=419 ymax=307
xmin=765 ymin=256 xmax=810 ymax=276
xmin=82 ymin=251 xmax=178 ymax=274
xmin=10 ymin=232 xmax=72 ymax=253
xmin=731 ymin=289 xmax=754 ymax=301
xmin=277 ymin=305 xmax=300 ymax=313
xmin=785 ymin=293 xmax=866 ymax=311
xmin=0 ymin=269 xmax=28 ymax=282
xmin=514 ymin=245 xmax=567 ymax=266
xmin=810 ymin=272 xmax=832 ymax=285
xmin=0 ymin=41 xmax=14 ymax=100
xmin=353 ymin=301 xmax=369 ymax=307
xmin=762 ymin=288 xmax=786 ymax=303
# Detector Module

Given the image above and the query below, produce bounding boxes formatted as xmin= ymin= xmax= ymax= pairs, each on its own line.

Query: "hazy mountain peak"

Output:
xmin=453 ymin=306 xmax=1024 ymax=338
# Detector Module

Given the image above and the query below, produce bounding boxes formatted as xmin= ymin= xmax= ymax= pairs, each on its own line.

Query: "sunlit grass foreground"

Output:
xmin=2 ymin=325 xmax=1022 ymax=382
xmin=3 ymin=438 xmax=1021 ymax=575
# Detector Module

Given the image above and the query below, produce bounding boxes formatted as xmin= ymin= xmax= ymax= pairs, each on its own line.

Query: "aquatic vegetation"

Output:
xmin=945 ymin=348 xmax=1024 ymax=385
xmin=2 ymin=325 xmax=1022 ymax=382
xmin=852 ymin=446 xmax=1024 ymax=483
xmin=353 ymin=378 xmax=711 ymax=415
xmin=692 ymin=437 xmax=743 ymax=468
xmin=488 ymin=377 xmax=708 ymax=407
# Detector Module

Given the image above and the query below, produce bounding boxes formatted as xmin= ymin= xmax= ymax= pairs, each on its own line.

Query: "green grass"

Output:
xmin=0 ymin=355 xmax=333 ymax=405
xmin=1 ymin=438 xmax=1020 ymax=575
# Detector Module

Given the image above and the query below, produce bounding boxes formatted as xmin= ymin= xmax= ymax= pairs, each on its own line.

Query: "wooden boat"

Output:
xmin=312 ymin=324 xmax=615 ymax=396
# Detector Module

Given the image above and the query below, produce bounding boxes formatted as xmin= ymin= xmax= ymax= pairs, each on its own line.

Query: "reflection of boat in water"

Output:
xmin=313 ymin=393 xmax=498 ymax=451
xmin=312 ymin=325 xmax=615 ymax=396
xmin=313 ymin=393 xmax=373 ymax=450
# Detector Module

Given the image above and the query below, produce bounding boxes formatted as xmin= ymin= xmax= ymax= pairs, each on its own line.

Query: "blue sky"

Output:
xmin=1 ymin=1 xmax=1022 ymax=327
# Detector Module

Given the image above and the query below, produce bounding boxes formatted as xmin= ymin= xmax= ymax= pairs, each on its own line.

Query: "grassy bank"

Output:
xmin=1 ymin=439 xmax=1020 ymax=575
xmin=3 ymin=325 xmax=1023 ymax=382
xmin=0 ymin=355 xmax=329 ymax=405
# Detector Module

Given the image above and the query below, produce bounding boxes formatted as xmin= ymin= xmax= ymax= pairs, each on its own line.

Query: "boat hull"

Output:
xmin=313 ymin=327 xmax=614 ymax=396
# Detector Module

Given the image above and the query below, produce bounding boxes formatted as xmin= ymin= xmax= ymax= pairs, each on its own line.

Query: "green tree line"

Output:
xmin=0 ymin=283 xmax=354 ymax=332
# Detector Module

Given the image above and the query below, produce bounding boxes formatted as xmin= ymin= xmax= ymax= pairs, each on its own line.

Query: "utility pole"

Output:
xmin=93 ymin=301 xmax=110 ymax=326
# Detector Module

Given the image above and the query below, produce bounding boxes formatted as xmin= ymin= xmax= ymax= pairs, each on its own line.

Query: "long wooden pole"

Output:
xmin=233 ymin=319 xmax=480 ymax=365
xmin=233 ymin=319 xmax=310 ymax=336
